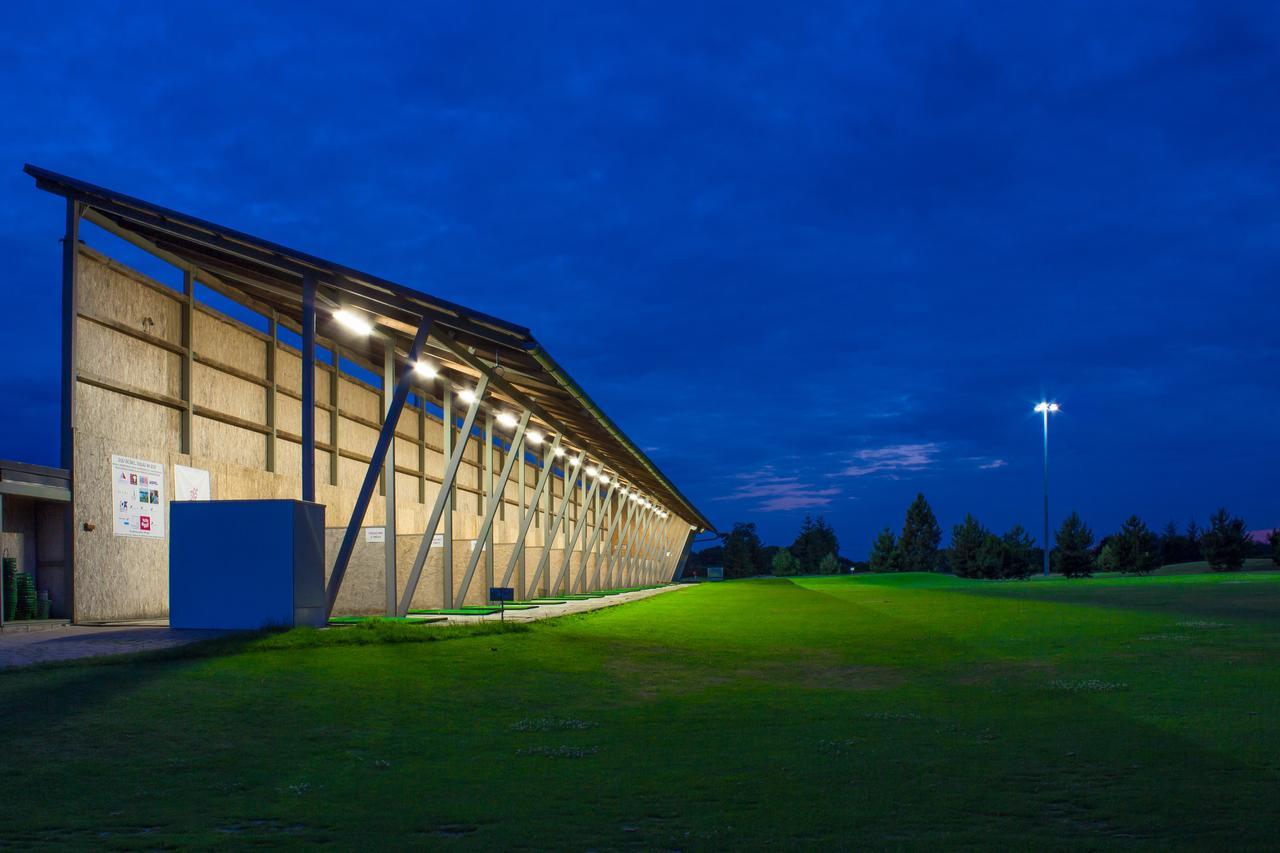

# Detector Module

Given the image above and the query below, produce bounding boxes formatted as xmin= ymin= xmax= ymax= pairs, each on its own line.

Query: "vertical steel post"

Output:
xmin=398 ymin=377 xmax=489 ymax=615
xmin=301 ymin=274 xmax=317 ymax=503
xmin=383 ymin=343 xmax=398 ymax=615
xmin=325 ymin=322 xmax=431 ymax=618
xmin=60 ymin=199 xmax=80 ymax=471
xmin=516 ymin=436 xmax=527 ymax=596
xmin=484 ymin=413 xmax=495 ymax=594
xmin=180 ymin=269 xmax=194 ymax=454
xmin=1042 ymin=407 xmax=1050 ymax=577
xmin=330 ymin=346 xmax=341 ymax=488
xmin=266 ymin=310 xmax=278 ymax=473
xmin=60 ymin=199 xmax=80 ymax=621
xmin=441 ymin=388 xmax=454 ymax=607
xmin=455 ymin=411 xmax=530 ymax=604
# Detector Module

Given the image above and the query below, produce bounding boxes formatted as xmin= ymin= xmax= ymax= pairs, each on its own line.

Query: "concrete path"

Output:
xmin=419 ymin=583 xmax=689 ymax=626
xmin=0 ymin=584 xmax=691 ymax=669
xmin=0 ymin=625 xmax=223 ymax=670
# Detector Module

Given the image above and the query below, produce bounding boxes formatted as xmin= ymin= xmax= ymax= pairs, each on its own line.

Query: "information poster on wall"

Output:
xmin=111 ymin=454 xmax=166 ymax=539
xmin=173 ymin=464 xmax=211 ymax=502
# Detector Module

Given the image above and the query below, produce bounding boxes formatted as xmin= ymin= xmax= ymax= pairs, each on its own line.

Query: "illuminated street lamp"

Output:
xmin=1034 ymin=402 xmax=1060 ymax=576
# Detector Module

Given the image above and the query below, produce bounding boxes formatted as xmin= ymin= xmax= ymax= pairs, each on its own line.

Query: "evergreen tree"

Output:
xmin=1097 ymin=541 xmax=1120 ymax=573
xmin=771 ymin=549 xmax=798 ymax=577
xmin=1053 ymin=511 xmax=1095 ymax=578
xmin=868 ymin=527 xmax=899 ymax=573
xmin=722 ymin=522 xmax=764 ymax=578
xmin=976 ymin=533 xmax=1007 ymax=579
xmin=1159 ymin=521 xmax=1186 ymax=566
xmin=1201 ymin=508 xmax=1249 ymax=571
xmin=948 ymin=514 xmax=987 ymax=578
xmin=1185 ymin=520 xmax=1201 ymax=558
xmin=1001 ymin=525 xmax=1036 ymax=579
xmin=1269 ymin=528 xmax=1280 ymax=567
xmin=819 ymin=552 xmax=841 ymax=575
xmin=1112 ymin=516 xmax=1157 ymax=574
xmin=898 ymin=493 xmax=942 ymax=572
xmin=791 ymin=516 xmax=839 ymax=573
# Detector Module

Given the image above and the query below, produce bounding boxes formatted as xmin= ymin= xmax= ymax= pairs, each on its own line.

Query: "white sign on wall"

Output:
xmin=173 ymin=465 xmax=211 ymax=502
xmin=431 ymin=533 xmax=444 ymax=548
xmin=365 ymin=527 xmax=386 ymax=543
xmin=111 ymin=454 xmax=166 ymax=539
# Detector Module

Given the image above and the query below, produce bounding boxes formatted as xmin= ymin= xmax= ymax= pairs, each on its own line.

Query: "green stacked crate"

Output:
xmin=2 ymin=557 xmax=15 ymax=621
xmin=15 ymin=572 xmax=35 ymax=620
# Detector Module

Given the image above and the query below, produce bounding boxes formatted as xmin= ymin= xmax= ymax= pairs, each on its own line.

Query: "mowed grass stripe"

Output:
xmin=0 ymin=573 xmax=1277 ymax=847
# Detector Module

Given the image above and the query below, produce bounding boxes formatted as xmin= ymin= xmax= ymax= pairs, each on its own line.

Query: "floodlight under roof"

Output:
xmin=496 ymin=412 xmax=518 ymax=428
xmin=334 ymin=308 xmax=373 ymax=336
xmin=526 ymin=429 xmax=544 ymax=445
xmin=413 ymin=361 xmax=437 ymax=379
xmin=457 ymin=388 xmax=477 ymax=404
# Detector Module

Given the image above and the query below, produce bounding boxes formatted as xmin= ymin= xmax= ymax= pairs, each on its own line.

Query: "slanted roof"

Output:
xmin=26 ymin=164 xmax=712 ymax=531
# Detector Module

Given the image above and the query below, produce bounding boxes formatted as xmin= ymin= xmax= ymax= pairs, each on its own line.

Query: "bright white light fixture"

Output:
xmin=526 ymin=430 xmax=544 ymax=445
xmin=496 ymin=412 xmax=518 ymax=429
xmin=599 ymin=474 xmax=611 ymax=484
xmin=413 ymin=361 xmax=437 ymax=379
xmin=568 ymin=456 xmax=581 ymax=467
xmin=334 ymin=309 xmax=373 ymax=336
xmin=619 ymin=487 xmax=629 ymax=495
xmin=585 ymin=465 xmax=599 ymax=478
xmin=1034 ymin=401 xmax=1060 ymax=413
xmin=457 ymin=388 xmax=476 ymax=404
xmin=553 ymin=446 xmax=566 ymax=457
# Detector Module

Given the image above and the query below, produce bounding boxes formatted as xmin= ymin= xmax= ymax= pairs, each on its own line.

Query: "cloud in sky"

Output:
xmin=835 ymin=443 xmax=941 ymax=478
xmin=720 ymin=468 xmax=842 ymax=513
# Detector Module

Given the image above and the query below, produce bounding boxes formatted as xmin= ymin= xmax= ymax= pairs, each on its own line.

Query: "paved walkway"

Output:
xmin=422 ymin=583 xmax=688 ymax=625
xmin=0 ymin=625 xmax=223 ymax=670
xmin=0 ymin=585 xmax=690 ymax=669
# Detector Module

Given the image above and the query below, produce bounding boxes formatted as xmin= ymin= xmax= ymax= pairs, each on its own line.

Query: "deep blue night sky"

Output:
xmin=1 ymin=2 xmax=1276 ymax=556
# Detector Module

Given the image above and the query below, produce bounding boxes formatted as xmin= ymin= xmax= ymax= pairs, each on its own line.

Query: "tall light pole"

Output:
xmin=1034 ymin=402 xmax=1060 ymax=576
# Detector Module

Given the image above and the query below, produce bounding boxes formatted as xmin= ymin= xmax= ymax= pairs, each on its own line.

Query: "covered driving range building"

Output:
xmin=22 ymin=164 xmax=712 ymax=623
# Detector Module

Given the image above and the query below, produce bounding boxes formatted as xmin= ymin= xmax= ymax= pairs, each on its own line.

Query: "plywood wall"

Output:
xmin=69 ymin=248 xmax=692 ymax=621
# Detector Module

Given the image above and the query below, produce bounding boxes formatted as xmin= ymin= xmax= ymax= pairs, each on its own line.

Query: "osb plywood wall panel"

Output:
xmin=80 ymin=257 xmax=181 ymax=342
xmin=71 ymin=251 xmax=685 ymax=621
xmin=80 ymin=320 xmax=182 ymax=398
xmin=192 ymin=363 xmax=265 ymax=424
xmin=194 ymin=309 xmax=265 ymax=376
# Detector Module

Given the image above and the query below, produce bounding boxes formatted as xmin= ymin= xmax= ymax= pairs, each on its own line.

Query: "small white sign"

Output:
xmin=431 ymin=533 xmax=444 ymax=548
xmin=111 ymin=454 xmax=166 ymax=539
xmin=365 ymin=527 xmax=386 ymax=543
xmin=173 ymin=464 xmax=211 ymax=502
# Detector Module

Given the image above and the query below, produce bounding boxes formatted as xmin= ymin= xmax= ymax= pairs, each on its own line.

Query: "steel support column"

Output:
xmin=398 ymin=376 xmax=490 ymax=615
xmin=301 ymin=274 xmax=317 ymax=502
xmin=266 ymin=311 xmax=278 ymax=473
xmin=525 ymin=458 xmax=584 ymax=595
xmin=59 ymin=199 xmax=81 ymax=622
xmin=382 ymin=344 xmax=399 ymax=615
xmin=180 ymin=269 xmax=194 ymax=454
xmin=441 ymin=389 xmax=455 ymax=607
xmin=325 ymin=320 xmax=431 ymax=618
xmin=499 ymin=433 xmax=563 ymax=590
xmin=553 ymin=466 xmax=601 ymax=594
xmin=455 ymin=411 xmax=531 ymax=604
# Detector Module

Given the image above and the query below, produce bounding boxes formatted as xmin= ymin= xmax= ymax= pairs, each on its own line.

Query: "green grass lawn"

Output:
xmin=3 ymin=572 xmax=1279 ymax=848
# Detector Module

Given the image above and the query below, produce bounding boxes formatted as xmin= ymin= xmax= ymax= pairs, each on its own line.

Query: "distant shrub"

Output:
xmin=1053 ymin=511 xmax=1095 ymax=578
xmin=772 ymin=549 xmax=799 ymax=577
xmin=818 ymin=553 xmax=841 ymax=575
xmin=1201 ymin=508 xmax=1249 ymax=571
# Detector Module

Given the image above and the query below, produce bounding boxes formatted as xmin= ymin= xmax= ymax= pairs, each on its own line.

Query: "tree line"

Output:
xmin=870 ymin=494 xmax=1276 ymax=579
xmin=685 ymin=495 xmax=1279 ymax=580
xmin=685 ymin=516 xmax=844 ymax=579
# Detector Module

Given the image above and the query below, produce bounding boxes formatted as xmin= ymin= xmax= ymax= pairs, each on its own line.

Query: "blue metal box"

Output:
xmin=169 ymin=500 xmax=326 ymax=630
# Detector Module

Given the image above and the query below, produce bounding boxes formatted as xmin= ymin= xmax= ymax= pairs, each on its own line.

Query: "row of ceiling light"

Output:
xmin=332 ymin=307 xmax=670 ymax=519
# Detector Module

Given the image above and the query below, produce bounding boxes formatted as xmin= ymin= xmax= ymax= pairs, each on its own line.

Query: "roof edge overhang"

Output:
xmin=24 ymin=163 xmax=715 ymax=532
